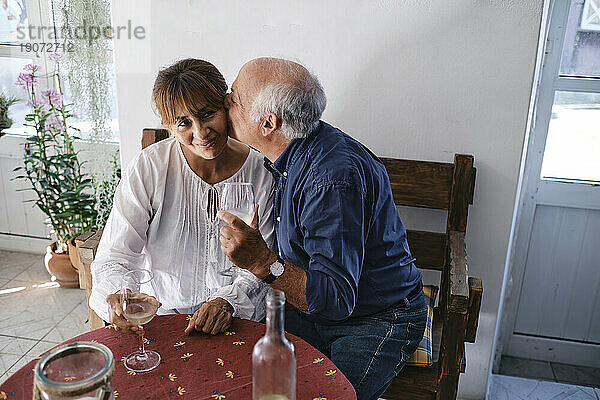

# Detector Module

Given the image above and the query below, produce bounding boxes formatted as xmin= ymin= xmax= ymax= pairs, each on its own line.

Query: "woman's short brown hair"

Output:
xmin=152 ymin=58 xmax=228 ymax=126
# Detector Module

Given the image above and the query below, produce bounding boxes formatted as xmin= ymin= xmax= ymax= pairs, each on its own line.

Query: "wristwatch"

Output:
xmin=263 ymin=256 xmax=285 ymax=284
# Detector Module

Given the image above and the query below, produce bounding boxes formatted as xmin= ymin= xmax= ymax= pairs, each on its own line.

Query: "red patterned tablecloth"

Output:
xmin=0 ymin=315 xmax=355 ymax=399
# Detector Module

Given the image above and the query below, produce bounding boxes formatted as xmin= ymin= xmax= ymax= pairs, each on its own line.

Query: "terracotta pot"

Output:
xmin=67 ymin=236 xmax=79 ymax=270
xmin=44 ymin=242 xmax=79 ymax=288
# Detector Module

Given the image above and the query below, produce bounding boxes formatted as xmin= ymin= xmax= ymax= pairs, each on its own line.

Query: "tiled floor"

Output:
xmin=0 ymin=249 xmax=88 ymax=384
xmin=488 ymin=374 xmax=600 ymax=400
xmin=500 ymin=356 xmax=600 ymax=389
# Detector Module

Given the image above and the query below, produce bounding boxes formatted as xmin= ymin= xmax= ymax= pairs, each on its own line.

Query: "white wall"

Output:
xmin=111 ymin=1 xmax=544 ymax=398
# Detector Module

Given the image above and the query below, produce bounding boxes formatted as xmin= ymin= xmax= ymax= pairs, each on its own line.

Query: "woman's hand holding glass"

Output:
xmin=106 ymin=291 xmax=160 ymax=335
xmin=119 ymin=270 xmax=162 ymax=372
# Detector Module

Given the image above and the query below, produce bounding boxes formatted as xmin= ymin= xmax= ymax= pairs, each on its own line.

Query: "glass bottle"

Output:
xmin=252 ymin=289 xmax=296 ymax=400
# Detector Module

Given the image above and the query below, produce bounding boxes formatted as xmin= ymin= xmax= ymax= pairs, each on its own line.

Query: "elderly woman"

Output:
xmin=89 ymin=58 xmax=274 ymax=336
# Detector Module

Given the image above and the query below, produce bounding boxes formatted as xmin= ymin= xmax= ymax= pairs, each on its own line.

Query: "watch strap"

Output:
xmin=263 ymin=273 xmax=277 ymax=284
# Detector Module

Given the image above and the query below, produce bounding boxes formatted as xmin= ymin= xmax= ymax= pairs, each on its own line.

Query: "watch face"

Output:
xmin=270 ymin=260 xmax=285 ymax=277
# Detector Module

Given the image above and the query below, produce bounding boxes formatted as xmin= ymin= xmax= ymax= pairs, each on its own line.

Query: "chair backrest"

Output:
xmin=381 ymin=154 xmax=475 ymax=233
xmin=142 ymin=128 xmax=170 ymax=149
xmin=381 ymin=154 xmax=475 ymax=321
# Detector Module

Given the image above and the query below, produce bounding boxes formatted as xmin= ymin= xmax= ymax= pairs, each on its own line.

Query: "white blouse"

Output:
xmin=89 ymin=138 xmax=274 ymax=323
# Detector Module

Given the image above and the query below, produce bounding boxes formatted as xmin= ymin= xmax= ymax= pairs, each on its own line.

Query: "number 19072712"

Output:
xmin=20 ymin=42 xmax=75 ymax=57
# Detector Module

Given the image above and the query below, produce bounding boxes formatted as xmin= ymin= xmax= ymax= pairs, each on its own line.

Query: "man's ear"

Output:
xmin=260 ymin=113 xmax=280 ymax=137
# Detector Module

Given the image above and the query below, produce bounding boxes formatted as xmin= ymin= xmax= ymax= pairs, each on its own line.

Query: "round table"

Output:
xmin=0 ymin=315 xmax=356 ymax=399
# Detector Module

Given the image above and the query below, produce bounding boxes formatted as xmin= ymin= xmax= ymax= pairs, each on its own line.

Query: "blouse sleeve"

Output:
xmin=89 ymin=154 xmax=155 ymax=322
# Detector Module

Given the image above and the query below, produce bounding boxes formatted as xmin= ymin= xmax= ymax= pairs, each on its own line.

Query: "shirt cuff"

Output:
xmin=207 ymin=287 xmax=255 ymax=320
xmin=89 ymin=261 xmax=129 ymax=323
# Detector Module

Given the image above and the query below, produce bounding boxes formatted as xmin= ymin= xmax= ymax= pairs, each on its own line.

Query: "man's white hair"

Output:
xmin=249 ymin=60 xmax=327 ymax=140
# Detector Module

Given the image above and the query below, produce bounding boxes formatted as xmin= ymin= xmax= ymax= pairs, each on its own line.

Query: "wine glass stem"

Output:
xmin=139 ymin=327 xmax=146 ymax=355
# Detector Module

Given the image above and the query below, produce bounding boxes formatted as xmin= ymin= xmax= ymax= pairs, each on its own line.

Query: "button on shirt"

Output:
xmin=265 ymin=121 xmax=422 ymax=323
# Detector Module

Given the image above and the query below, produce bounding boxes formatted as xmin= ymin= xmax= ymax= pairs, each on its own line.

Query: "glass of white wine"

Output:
xmin=121 ymin=269 xmax=161 ymax=372
xmin=220 ymin=182 xmax=255 ymax=226
xmin=215 ymin=182 xmax=256 ymax=277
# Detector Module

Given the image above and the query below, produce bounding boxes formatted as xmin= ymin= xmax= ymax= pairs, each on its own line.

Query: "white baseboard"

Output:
xmin=505 ymin=334 xmax=600 ymax=368
xmin=0 ymin=233 xmax=51 ymax=255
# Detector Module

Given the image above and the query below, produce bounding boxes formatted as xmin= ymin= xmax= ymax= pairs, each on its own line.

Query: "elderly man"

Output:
xmin=217 ymin=57 xmax=427 ymax=400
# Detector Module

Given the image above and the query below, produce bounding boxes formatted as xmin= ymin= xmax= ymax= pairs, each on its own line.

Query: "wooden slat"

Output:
xmin=460 ymin=344 xmax=466 ymax=373
xmin=142 ymin=128 xmax=170 ymax=149
xmin=469 ymin=168 xmax=477 ymax=205
xmin=447 ymin=154 xmax=474 ymax=231
xmin=437 ymin=309 xmax=468 ymax=400
xmin=76 ymin=231 xmax=95 ymax=243
xmin=448 ymin=231 xmax=469 ymax=314
xmin=78 ymin=229 xmax=104 ymax=267
xmin=73 ymin=233 xmax=94 ymax=290
xmin=78 ymin=229 xmax=105 ymax=330
xmin=388 ymin=362 xmax=439 ymax=395
xmin=381 ymin=158 xmax=453 ymax=210
xmin=407 ymin=230 xmax=447 ymax=271
xmin=383 ymin=373 xmax=437 ymax=400
xmin=465 ymin=277 xmax=483 ymax=343
xmin=432 ymin=308 xmax=443 ymax=363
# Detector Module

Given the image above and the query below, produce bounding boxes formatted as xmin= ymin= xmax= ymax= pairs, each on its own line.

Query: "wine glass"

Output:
xmin=220 ymin=182 xmax=255 ymax=226
xmin=121 ymin=270 xmax=161 ymax=372
xmin=214 ymin=182 xmax=255 ymax=277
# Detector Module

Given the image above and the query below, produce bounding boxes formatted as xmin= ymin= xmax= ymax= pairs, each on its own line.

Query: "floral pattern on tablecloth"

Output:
xmin=0 ymin=315 xmax=356 ymax=399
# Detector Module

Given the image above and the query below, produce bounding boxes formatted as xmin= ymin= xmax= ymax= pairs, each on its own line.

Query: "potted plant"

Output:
xmin=13 ymin=62 xmax=97 ymax=287
xmin=93 ymin=149 xmax=121 ymax=228
xmin=0 ymin=92 xmax=19 ymax=137
xmin=67 ymin=148 xmax=121 ymax=268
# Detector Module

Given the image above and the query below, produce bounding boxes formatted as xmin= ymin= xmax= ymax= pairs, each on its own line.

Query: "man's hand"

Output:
xmin=217 ymin=205 xmax=276 ymax=279
xmin=184 ymin=297 xmax=234 ymax=335
xmin=106 ymin=292 xmax=160 ymax=335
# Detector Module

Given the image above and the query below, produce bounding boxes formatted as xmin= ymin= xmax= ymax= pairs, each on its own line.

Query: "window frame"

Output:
xmin=1 ymin=0 xmax=56 ymax=136
xmin=580 ymin=0 xmax=600 ymax=31
xmin=538 ymin=0 xmax=600 ymax=184
xmin=1 ymin=0 xmax=120 ymax=143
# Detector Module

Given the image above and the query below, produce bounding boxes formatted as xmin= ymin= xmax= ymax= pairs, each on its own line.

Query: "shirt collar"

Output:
xmin=263 ymin=157 xmax=281 ymax=178
xmin=267 ymin=121 xmax=323 ymax=179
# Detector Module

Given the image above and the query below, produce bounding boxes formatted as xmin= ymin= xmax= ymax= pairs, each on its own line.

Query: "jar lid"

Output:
xmin=34 ymin=341 xmax=114 ymax=396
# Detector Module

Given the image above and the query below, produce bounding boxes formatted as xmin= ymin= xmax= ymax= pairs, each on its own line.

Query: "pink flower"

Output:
xmin=16 ymin=72 xmax=39 ymax=89
xmin=16 ymin=64 xmax=41 ymax=90
xmin=24 ymin=64 xmax=41 ymax=73
xmin=47 ymin=52 xmax=63 ymax=62
xmin=44 ymin=116 xmax=64 ymax=132
xmin=40 ymin=89 xmax=63 ymax=108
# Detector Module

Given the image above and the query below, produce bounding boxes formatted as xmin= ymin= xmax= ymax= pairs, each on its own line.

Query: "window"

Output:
xmin=581 ymin=0 xmax=600 ymax=31
xmin=0 ymin=0 xmax=119 ymax=142
xmin=541 ymin=0 xmax=600 ymax=182
xmin=541 ymin=91 xmax=600 ymax=182
xmin=0 ymin=0 xmax=29 ymax=43
xmin=0 ymin=56 xmax=35 ymax=135
xmin=0 ymin=0 xmax=49 ymax=135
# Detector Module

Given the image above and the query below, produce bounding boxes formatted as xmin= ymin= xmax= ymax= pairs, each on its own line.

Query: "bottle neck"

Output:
xmin=265 ymin=291 xmax=285 ymax=338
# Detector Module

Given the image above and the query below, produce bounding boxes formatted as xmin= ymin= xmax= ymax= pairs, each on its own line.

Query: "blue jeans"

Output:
xmin=285 ymin=290 xmax=427 ymax=400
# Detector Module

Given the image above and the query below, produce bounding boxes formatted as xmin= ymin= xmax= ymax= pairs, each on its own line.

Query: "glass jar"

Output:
xmin=33 ymin=341 xmax=115 ymax=400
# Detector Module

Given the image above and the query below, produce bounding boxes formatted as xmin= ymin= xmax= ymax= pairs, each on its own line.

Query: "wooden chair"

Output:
xmin=381 ymin=154 xmax=483 ymax=400
xmin=76 ymin=133 xmax=482 ymax=400
xmin=76 ymin=128 xmax=170 ymax=329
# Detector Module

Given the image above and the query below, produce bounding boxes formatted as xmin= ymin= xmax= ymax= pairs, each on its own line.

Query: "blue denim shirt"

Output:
xmin=265 ymin=121 xmax=422 ymax=323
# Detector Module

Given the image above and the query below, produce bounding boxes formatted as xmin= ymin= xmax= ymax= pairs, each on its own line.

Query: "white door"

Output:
xmin=502 ymin=0 xmax=600 ymax=367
